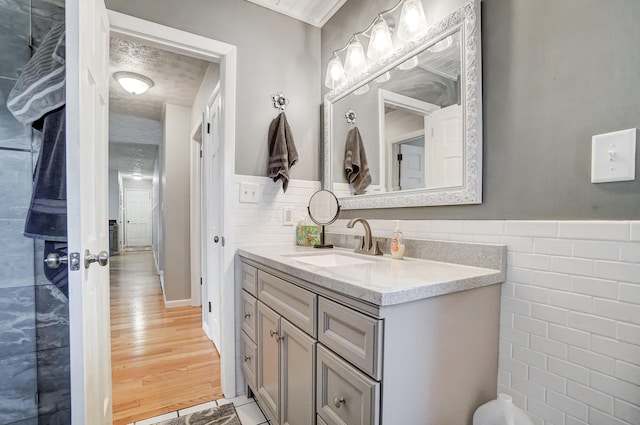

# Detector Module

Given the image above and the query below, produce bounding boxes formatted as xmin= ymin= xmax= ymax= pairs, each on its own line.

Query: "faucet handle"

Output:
xmin=369 ymin=237 xmax=386 ymax=256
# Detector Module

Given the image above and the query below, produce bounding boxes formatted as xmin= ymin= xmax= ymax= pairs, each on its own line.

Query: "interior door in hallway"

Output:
xmin=203 ymin=94 xmax=222 ymax=351
xmin=125 ymin=188 xmax=152 ymax=247
xmin=66 ymin=0 xmax=112 ymax=422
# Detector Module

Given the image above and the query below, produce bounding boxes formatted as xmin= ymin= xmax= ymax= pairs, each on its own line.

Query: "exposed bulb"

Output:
xmin=398 ymin=55 xmax=419 ymax=70
xmin=397 ymin=0 xmax=427 ymax=42
xmin=344 ymin=38 xmax=368 ymax=77
xmin=367 ymin=17 xmax=394 ymax=61
xmin=324 ymin=54 xmax=346 ymax=89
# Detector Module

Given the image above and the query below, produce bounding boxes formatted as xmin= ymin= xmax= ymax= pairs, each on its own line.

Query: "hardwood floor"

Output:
xmin=110 ymin=251 xmax=223 ymax=425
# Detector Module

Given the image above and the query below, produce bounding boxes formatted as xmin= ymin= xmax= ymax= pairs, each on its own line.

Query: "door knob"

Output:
xmin=214 ymin=236 xmax=219 ymax=243
xmin=84 ymin=249 xmax=109 ymax=269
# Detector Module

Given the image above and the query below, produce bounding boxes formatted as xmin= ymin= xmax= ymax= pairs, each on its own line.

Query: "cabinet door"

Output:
xmin=257 ymin=301 xmax=280 ymax=423
xmin=281 ymin=318 xmax=316 ymax=425
xmin=241 ymin=290 xmax=257 ymax=342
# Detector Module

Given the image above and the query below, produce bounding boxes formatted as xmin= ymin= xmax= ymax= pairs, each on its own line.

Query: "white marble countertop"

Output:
xmin=237 ymin=245 xmax=506 ymax=306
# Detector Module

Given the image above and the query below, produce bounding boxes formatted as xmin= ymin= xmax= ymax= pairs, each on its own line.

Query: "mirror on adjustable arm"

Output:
xmin=323 ymin=0 xmax=482 ymax=209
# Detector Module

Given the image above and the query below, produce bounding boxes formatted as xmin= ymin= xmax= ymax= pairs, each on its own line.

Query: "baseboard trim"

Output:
xmin=203 ymin=320 xmax=211 ymax=340
xmin=164 ymin=297 xmax=192 ymax=308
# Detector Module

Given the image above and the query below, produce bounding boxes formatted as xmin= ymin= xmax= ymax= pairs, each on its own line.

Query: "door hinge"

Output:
xmin=207 ymin=123 xmax=211 ymax=134
xmin=221 ymin=236 xmax=225 ymax=247
xmin=200 ymin=277 xmax=202 ymax=285
xmin=208 ymin=302 xmax=212 ymax=313
xmin=397 ymin=153 xmax=403 ymax=161
xmin=199 ymin=150 xmax=203 ymax=158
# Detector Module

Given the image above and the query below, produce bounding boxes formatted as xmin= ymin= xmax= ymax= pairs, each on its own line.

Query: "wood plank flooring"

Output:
xmin=110 ymin=251 xmax=223 ymax=425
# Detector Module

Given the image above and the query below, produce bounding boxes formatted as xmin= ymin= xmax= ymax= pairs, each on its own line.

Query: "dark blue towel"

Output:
xmin=24 ymin=107 xmax=67 ymax=241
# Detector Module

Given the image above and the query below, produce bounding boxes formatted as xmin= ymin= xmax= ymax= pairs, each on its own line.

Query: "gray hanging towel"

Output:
xmin=267 ymin=112 xmax=298 ymax=192
xmin=344 ymin=126 xmax=371 ymax=195
xmin=7 ymin=22 xmax=65 ymax=125
xmin=7 ymin=22 xmax=68 ymax=241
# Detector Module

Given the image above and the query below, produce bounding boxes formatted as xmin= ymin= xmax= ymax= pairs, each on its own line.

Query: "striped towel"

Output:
xmin=7 ymin=22 xmax=66 ymax=125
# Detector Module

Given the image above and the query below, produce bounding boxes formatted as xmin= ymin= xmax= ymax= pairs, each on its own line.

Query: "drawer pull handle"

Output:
xmin=244 ymin=313 xmax=251 ymax=319
xmin=244 ymin=355 xmax=251 ymax=362
xmin=333 ymin=396 xmax=346 ymax=408
xmin=270 ymin=329 xmax=278 ymax=338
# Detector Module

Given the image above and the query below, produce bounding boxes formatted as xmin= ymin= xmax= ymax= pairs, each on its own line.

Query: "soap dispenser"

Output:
xmin=391 ymin=220 xmax=405 ymax=259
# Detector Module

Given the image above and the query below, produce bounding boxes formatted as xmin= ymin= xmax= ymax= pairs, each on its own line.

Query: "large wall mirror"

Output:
xmin=323 ymin=0 xmax=482 ymax=209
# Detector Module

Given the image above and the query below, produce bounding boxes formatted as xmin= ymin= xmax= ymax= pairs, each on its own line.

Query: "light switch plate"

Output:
xmin=239 ymin=182 xmax=260 ymax=203
xmin=282 ymin=207 xmax=294 ymax=226
xmin=591 ymin=128 xmax=636 ymax=183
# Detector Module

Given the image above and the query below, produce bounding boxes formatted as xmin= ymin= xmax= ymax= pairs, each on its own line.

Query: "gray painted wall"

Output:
xmin=106 ymin=0 xmax=322 ymax=182
xmin=162 ymin=104 xmax=192 ymax=301
xmin=323 ymin=0 xmax=640 ymax=220
xmin=108 ymin=170 xmax=119 ymax=220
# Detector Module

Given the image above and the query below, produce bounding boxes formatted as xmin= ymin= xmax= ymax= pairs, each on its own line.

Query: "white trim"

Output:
xmin=164 ymin=298 xmax=192 ymax=309
xmin=159 ymin=271 xmax=165 ymax=292
xmin=109 ymin=11 xmax=238 ymax=398
xmin=244 ymin=0 xmax=346 ymax=27
xmin=190 ymin=119 xmax=203 ymax=307
xmin=202 ymin=320 xmax=212 ymax=341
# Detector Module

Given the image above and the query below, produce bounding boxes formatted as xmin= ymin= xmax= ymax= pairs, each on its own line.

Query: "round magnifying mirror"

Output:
xmin=307 ymin=190 xmax=340 ymax=248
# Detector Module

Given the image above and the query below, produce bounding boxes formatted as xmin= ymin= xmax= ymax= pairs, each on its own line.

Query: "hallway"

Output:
xmin=110 ymin=251 xmax=223 ymax=425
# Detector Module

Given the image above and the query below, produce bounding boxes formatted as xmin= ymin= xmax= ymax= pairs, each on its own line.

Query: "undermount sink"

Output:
xmin=284 ymin=253 xmax=374 ymax=267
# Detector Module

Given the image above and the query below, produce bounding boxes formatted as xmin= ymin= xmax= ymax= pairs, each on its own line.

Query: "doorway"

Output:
xmin=124 ymin=187 xmax=152 ymax=247
xmin=105 ymin=10 xmax=238 ymax=424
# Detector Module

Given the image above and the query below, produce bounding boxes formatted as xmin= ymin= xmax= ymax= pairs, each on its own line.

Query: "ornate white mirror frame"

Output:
xmin=323 ymin=0 xmax=482 ymax=209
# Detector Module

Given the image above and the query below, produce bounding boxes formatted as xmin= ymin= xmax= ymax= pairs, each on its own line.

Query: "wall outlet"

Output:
xmin=283 ymin=207 xmax=294 ymax=226
xmin=239 ymin=182 xmax=260 ymax=203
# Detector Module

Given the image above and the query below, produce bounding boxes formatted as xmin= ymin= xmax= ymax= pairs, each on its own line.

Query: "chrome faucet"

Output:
xmin=346 ymin=218 xmax=385 ymax=256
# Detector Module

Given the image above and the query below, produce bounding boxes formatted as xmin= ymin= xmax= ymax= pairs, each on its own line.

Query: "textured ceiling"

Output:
xmin=109 ymin=143 xmax=158 ymax=175
xmin=244 ymin=0 xmax=347 ymax=27
xmin=109 ymin=37 xmax=211 ymax=120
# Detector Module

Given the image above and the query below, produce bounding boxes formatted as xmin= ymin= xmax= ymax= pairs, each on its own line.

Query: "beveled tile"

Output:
xmin=36 ymin=347 xmax=70 ymax=415
xmin=0 ymin=286 xmax=36 ymax=356
xmin=0 ymin=80 xmax=32 ymax=150
xmin=0 ymin=150 xmax=32 ymax=219
xmin=35 ymin=283 xmax=69 ymax=351
xmin=0 ymin=220 xmax=35 ymax=288
xmin=0 ymin=6 xmax=30 ymax=80
xmin=0 ymin=351 xmax=38 ymax=424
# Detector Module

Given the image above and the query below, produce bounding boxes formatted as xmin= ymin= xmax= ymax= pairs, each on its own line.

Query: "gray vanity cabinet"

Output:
xmin=245 ymin=268 xmax=317 ymax=425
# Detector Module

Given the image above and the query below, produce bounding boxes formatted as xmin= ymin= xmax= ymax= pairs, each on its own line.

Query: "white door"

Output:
xmin=203 ymin=95 xmax=223 ymax=350
xmin=425 ymin=104 xmax=463 ymax=188
xmin=398 ymin=143 xmax=425 ymax=190
xmin=66 ymin=0 xmax=112 ymax=423
xmin=124 ymin=188 xmax=152 ymax=246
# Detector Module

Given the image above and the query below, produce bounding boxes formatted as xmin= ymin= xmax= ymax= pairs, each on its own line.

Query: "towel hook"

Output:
xmin=272 ymin=93 xmax=289 ymax=113
xmin=345 ymin=109 xmax=357 ymax=126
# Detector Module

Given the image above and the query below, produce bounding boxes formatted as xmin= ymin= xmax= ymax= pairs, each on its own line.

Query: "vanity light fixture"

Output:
xmin=114 ymin=71 xmax=154 ymax=95
xmin=323 ymin=0 xmax=428 ymax=89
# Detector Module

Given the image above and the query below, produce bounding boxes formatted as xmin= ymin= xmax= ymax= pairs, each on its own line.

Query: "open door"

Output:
xmin=66 ymin=0 xmax=112 ymax=423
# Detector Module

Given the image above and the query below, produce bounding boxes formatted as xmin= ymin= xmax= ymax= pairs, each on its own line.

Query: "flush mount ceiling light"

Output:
xmin=114 ymin=72 xmax=154 ymax=95
xmin=132 ymin=172 xmax=143 ymax=180
xmin=324 ymin=0 xmax=428 ymax=90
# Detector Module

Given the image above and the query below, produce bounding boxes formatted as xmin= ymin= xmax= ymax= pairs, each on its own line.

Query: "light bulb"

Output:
xmin=354 ymin=84 xmax=369 ymax=96
xmin=397 ymin=0 xmax=427 ymax=42
xmin=367 ymin=17 xmax=394 ymax=61
xmin=398 ymin=55 xmax=419 ymax=70
xmin=344 ymin=38 xmax=367 ymax=77
xmin=375 ymin=72 xmax=390 ymax=83
xmin=324 ymin=55 xmax=346 ymax=89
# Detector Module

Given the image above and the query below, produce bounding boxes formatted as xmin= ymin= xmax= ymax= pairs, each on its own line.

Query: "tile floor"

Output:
xmin=126 ymin=394 xmax=270 ymax=425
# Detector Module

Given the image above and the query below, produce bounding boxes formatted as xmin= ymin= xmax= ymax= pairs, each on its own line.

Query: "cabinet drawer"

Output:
xmin=241 ymin=262 xmax=258 ymax=296
xmin=318 ymin=297 xmax=382 ymax=380
xmin=241 ymin=290 xmax=257 ymax=342
xmin=241 ymin=332 xmax=257 ymax=391
xmin=258 ymin=270 xmax=317 ymax=337
xmin=316 ymin=345 xmax=380 ymax=425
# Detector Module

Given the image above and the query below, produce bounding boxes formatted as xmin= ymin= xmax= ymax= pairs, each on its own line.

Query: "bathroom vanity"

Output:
xmin=237 ymin=242 xmax=506 ymax=425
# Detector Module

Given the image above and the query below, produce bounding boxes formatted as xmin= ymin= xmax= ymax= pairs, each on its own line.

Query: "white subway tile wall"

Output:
xmin=326 ymin=219 xmax=640 ymax=425
xmin=232 ymin=175 xmax=321 ymax=394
